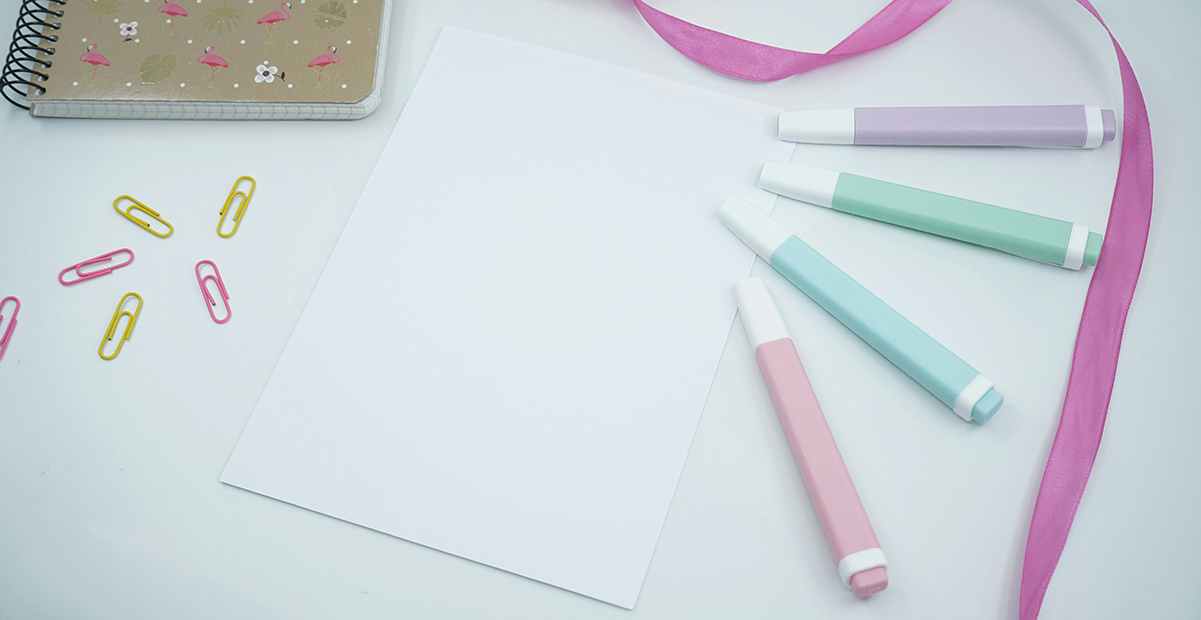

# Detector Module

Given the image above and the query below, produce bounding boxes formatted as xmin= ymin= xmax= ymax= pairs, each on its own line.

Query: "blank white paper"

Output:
xmin=221 ymin=27 xmax=793 ymax=608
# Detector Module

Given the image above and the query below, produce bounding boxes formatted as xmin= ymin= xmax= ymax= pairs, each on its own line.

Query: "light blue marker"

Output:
xmin=717 ymin=196 xmax=1002 ymax=424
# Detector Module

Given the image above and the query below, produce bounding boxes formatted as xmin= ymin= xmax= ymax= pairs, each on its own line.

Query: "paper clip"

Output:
xmin=217 ymin=176 xmax=256 ymax=238
xmin=0 ymin=296 xmax=19 ymax=362
xmin=114 ymin=196 xmax=174 ymax=238
xmin=195 ymin=260 xmax=231 ymax=324
xmin=99 ymin=292 xmax=143 ymax=360
xmin=58 ymin=248 xmax=135 ymax=286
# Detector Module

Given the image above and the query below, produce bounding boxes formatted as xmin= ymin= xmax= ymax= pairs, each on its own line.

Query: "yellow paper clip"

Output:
xmin=99 ymin=292 xmax=143 ymax=360
xmin=114 ymin=196 xmax=174 ymax=238
xmin=218 ymin=176 xmax=256 ymax=238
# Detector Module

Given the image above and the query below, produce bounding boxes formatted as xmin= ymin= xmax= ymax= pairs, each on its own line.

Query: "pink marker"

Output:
xmin=735 ymin=277 xmax=888 ymax=597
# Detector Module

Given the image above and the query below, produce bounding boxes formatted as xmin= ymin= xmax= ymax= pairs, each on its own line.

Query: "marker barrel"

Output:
xmin=759 ymin=161 xmax=1103 ymax=270
xmin=778 ymin=105 xmax=1117 ymax=148
xmin=718 ymin=197 xmax=1003 ymax=423
xmin=735 ymin=278 xmax=888 ymax=597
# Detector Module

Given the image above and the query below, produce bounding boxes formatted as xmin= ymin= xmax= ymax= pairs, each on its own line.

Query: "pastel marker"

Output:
xmin=716 ymin=196 xmax=1002 ymax=423
xmin=736 ymin=276 xmax=888 ymax=597
xmin=759 ymin=161 xmax=1103 ymax=270
xmin=778 ymin=105 xmax=1116 ymax=148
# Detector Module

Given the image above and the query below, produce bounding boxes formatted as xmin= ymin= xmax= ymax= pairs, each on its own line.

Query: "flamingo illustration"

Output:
xmin=79 ymin=44 xmax=109 ymax=80
xmin=157 ymin=0 xmax=188 ymax=33
xmin=256 ymin=2 xmax=292 ymax=42
xmin=197 ymin=46 xmax=228 ymax=83
xmin=307 ymin=45 xmax=340 ymax=82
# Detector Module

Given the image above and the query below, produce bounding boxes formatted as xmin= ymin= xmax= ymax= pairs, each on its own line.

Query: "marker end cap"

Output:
xmin=1084 ymin=232 xmax=1103 ymax=267
xmin=971 ymin=388 xmax=1004 ymax=424
xmin=1102 ymin=109 xmax=1117 ymax=142
xmin=850 ymin=567 xmax=889 ymax=597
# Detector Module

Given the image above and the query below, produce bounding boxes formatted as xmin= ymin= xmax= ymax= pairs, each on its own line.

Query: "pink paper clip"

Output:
xmin=0 ymin=296 xmax=19 ymax=362
xmin=195 ymin=260 xmax=231 ymax=324
xmin=58 ymin=249 xmax=135 ymax=286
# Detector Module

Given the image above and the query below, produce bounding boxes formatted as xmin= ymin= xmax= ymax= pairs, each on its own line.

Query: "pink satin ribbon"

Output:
xmin=632 ymin=1 xmax=1153 ymax=617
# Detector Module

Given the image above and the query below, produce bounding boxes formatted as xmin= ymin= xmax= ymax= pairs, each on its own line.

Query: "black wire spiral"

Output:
xmin=1 ymin=0 xmax=67 ymax=110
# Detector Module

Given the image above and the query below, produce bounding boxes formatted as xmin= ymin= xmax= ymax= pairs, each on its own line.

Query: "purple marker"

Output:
xmin=778 ymin=105 xmax=1117 ymax=149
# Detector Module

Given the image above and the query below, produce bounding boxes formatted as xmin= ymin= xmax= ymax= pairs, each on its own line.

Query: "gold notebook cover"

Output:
xmin=4 ymin=0 xmax=388 ymax=116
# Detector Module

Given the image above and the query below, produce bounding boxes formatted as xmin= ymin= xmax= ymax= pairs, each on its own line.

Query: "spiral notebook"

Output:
xmin=1 ymin=0 xmax=391 ymax=119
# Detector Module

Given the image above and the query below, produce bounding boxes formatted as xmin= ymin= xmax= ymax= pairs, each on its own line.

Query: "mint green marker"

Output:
xmin=716 ymin=196 xmax=1003 ymax=424
xmin=758 ymin=161 xmax=1103 ymax=270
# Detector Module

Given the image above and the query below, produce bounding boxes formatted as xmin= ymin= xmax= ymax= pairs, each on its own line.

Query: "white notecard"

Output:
xmin=220 ymin=27 xmax=793 ymax=608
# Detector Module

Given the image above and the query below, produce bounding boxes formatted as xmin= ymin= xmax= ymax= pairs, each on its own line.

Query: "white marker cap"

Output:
xmin=734 ymin=277 xmax=791 ymax=349
xmin=759 ymin=161 xmax=842 ymax=208
xmin=715 ymin=196 xmax=792 ymax=262
xmin=778 ymin=108 xmax=856 ymax=144
xmin=1082 ymin=105 xmax=1105 ymax=149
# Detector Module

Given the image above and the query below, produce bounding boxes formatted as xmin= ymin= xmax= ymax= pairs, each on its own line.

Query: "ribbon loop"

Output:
xmin=632 ymin=0 xmax=953 ymax=81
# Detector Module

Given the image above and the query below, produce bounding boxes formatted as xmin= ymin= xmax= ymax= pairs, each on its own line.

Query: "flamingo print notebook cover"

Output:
xmin=219 ymin=27 xmax=793 ymax=608
xmin=0 ymin=0 xmax=391 ymax=118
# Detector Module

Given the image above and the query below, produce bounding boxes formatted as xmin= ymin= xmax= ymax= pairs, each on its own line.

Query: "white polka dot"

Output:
xmin=263 ymin=60 xmax=269 ymax=64
xmin=346 ymin=40 xmax=351 ymax=44
xmin=292 ymin=40 xmax=298 ymax=44
xmin=82 ymin=38 xmax=87 ymax=42
xmin=180 ymin=82 xmax=186 ymax=87
xmin=341 ymin=84 xmax=346 ymax=88
xmin=166 ymin=18 xmax=171 ymax=23
xmin=287 ymin=83 xmax=292 ymax=88
xmin=233 ymin=83 xmax=239 ymax=88
xmin=72 ymin=81 xmax=78 ymax=85
xmin=114 ymin=18 xmax=120 ymax=22
xmin=126 ymin=82 xmax=132 ymax=86
xmin=187 ymin=39 xmax=193 ymax=43
xmin=240 ymin=40 xmax=245 ymax=44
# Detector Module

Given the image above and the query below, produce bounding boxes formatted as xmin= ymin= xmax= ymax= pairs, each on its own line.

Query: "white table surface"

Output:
xmin=2 ymin=0 xmax=1198 ymax=618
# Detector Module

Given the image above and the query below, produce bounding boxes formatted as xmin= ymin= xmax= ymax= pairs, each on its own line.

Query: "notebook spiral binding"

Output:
xmin=1 ymin=0 xmax=67 ymax=110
